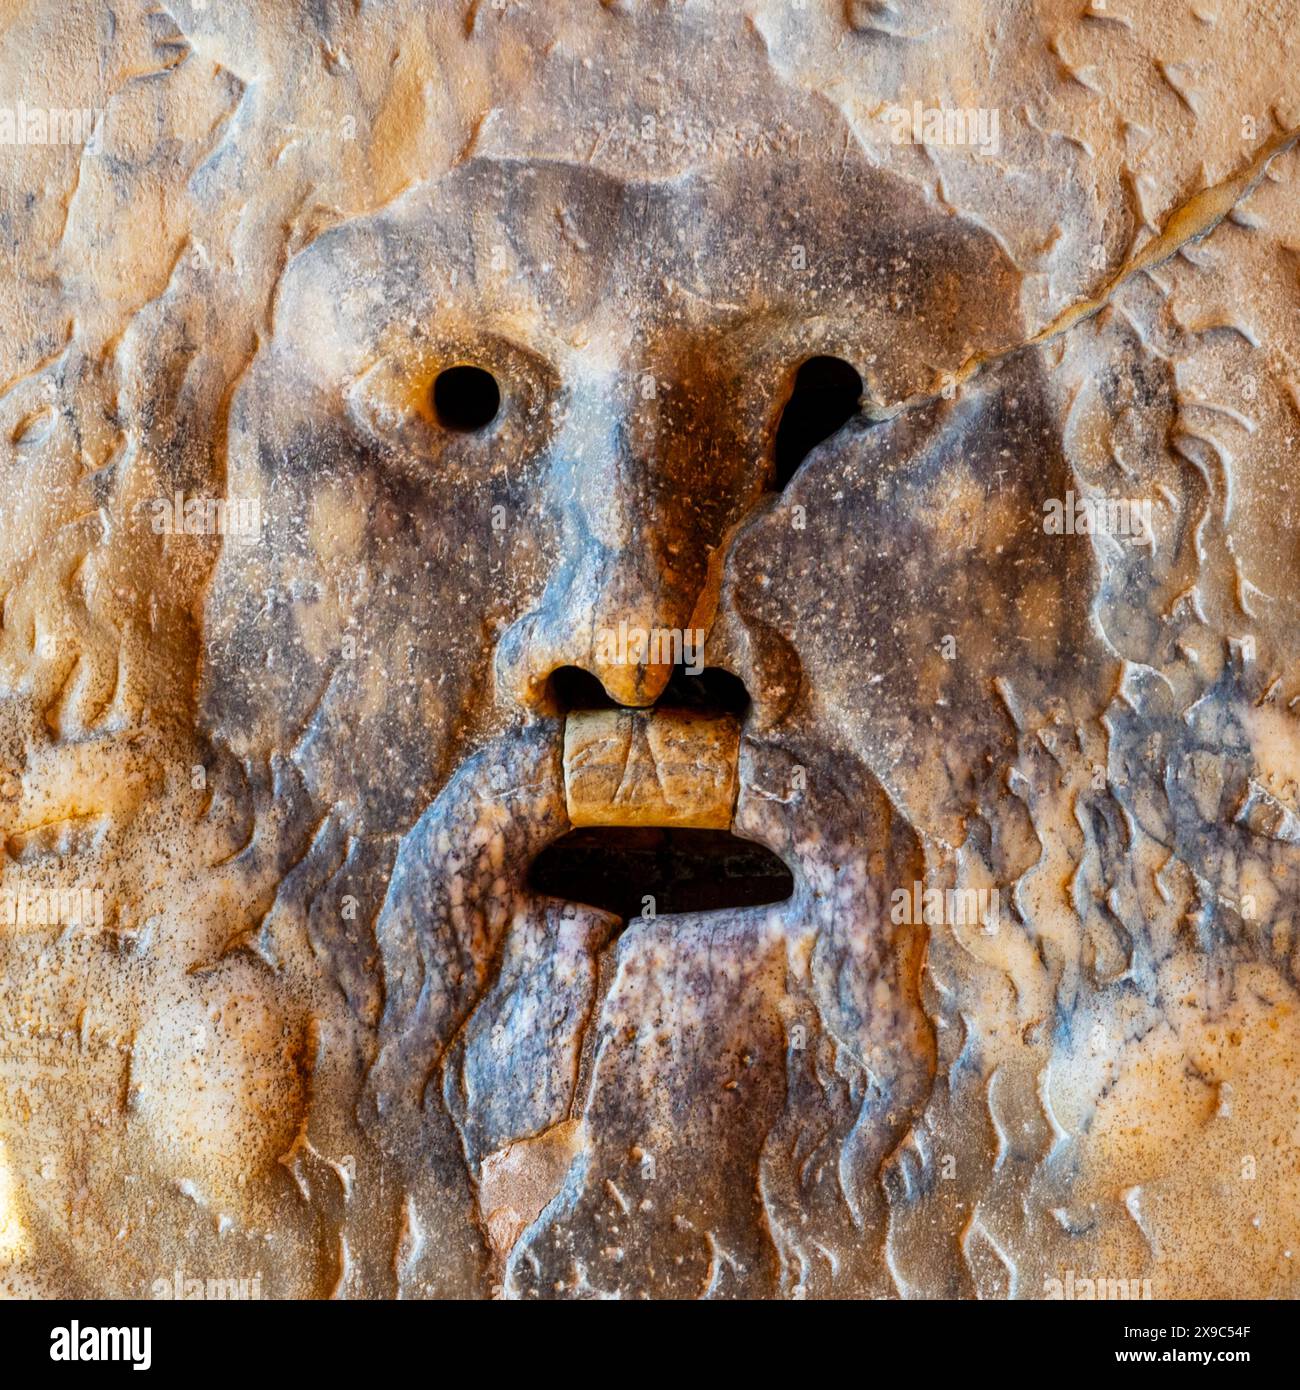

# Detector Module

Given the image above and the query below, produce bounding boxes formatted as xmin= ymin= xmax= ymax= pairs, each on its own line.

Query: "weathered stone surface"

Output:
xmin=564 ymin=709 xmax=740 ymax=829
xmin=0 ymin=0 xmax=1298 ymax=1303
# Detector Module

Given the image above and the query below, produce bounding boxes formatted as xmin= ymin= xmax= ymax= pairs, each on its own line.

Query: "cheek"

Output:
xmin=129 ymin=973 xmax=304 ymax=1204
xmin=306 ymin=473 xmax=375 ymax=567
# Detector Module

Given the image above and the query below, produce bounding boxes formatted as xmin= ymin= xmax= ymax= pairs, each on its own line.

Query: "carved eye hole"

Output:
xmin=432 ymin=364 xmax=501 ymax=432
xmin=772 ymin=355 xmax=863 ymax=489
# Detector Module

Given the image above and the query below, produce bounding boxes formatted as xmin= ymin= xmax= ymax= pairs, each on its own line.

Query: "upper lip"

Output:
xmin=561 ymin=705 xmax=742 ymax=831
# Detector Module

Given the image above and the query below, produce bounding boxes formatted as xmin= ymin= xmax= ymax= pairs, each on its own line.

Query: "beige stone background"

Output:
xmin=0 ymin=0 xmax=1297 ymax=1298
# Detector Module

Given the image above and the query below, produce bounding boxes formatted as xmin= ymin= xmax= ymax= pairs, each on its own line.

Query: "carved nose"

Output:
xmin=495 ymin=559 xmax=700 ymax=713
xmin=495 ymin=379 xmax=729 ymax=715
xmin=590 ymin=650 xmax=672 ymax=709
xmin=585 ymin=605 xmax=682 ymax=708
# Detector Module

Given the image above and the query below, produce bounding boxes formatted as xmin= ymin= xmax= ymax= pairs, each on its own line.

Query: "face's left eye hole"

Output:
xmin=433 ymin=364 xmax=501 ymax=432
xmin=772 ymin=355 xmax=863 ymax=489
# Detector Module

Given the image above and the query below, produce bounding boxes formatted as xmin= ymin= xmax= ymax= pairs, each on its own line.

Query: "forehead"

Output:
xmin=274 ymin=155 xmax=1023 ymax=390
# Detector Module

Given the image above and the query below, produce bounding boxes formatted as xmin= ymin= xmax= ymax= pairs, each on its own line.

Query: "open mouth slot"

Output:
xmin=528 ymin=826 xmax=794 ymax=921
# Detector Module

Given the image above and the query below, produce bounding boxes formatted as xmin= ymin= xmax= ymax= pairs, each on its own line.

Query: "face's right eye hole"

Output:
xmin=432 ymin=364 xmax=501 ymax=432
xmin=772 ymin=355 xmax=863 ymax=489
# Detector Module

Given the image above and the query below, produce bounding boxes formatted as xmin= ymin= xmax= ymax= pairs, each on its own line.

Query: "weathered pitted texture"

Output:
xmin=0 ymin=0 xmax=1298 ymax=1301
xmin=564 ymin=709 xmax=740 ymax=829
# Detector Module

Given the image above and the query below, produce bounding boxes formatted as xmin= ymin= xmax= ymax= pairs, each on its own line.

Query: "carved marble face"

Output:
xmin=7 ymin=0 xmax=1296 ymax=1306
xmin=192 ymin=149 xmax=1092 ymax=1295
xmin=201 ymin=152 xmax=1038 ymax=816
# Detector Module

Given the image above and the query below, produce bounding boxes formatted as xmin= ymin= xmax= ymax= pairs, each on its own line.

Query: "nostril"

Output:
xmin=659 ymin=666 xmax=751 ymax=717
xmin=547 ymin=663 xmax=751 ymax=716
xmin=433 ymin=363 xmax=500 ymax=432
xmin=772 ymin=354 xmax=863 ymax=489
xmin=548 ymin=665 xmax=619 ymax=712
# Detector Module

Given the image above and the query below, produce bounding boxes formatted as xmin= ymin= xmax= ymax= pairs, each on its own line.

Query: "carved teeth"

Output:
xmin=562 ymin=708 xmax=740 ymax=830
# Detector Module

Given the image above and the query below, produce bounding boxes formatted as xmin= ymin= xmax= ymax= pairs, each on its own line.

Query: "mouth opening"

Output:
xmin=528 ymin=826 xmax=794 ymax=922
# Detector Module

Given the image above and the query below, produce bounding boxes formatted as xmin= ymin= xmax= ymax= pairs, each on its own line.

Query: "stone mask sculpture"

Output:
xmin=1 ymin=0 xmax=1298 ymax=1302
